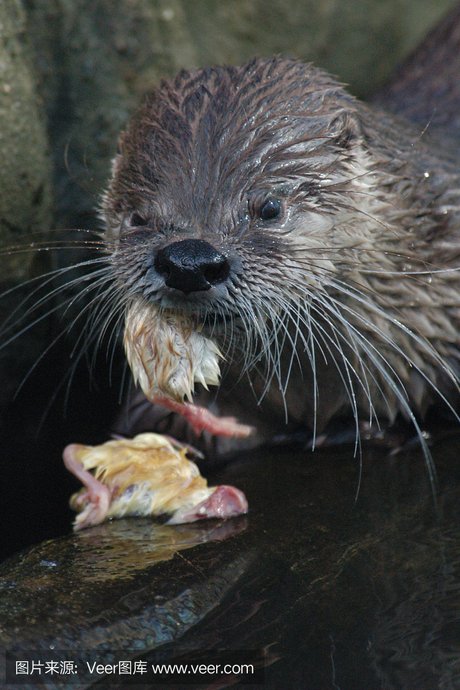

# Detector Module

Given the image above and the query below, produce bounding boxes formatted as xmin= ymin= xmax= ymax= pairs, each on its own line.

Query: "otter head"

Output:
xmin=102 ymin=57 xmax=453 ymax=440
xmin=102 ymin=57 xmax=375 ymax=330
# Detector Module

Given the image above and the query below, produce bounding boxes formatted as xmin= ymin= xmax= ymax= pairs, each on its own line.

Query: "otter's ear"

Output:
xmin=110 ymin=130 xmax=128 ymax=176
xmin=332 ymin=112 xmax=362 ymax=150
xmin=111 ymin=153 xmax=123 ymax=177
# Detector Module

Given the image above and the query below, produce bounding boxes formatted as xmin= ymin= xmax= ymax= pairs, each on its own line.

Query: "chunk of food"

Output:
xmin=124 ymin=301 xmax=222 ymax=404
xmin=64 ymin=433 xmax=248 ymax=531
xmin=123 ymin=301 xmax=254 ymax=438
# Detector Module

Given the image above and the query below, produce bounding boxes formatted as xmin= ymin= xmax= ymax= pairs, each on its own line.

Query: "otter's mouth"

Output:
xmin=123 ymin=298 xmax=255 ymax=439
xmin=199 ymin=310 xmax=245 ymax=336
xmin=155 ymin=303 xmax=244 ymax=338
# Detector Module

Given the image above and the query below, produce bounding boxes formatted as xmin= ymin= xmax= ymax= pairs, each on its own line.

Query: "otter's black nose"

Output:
xmin=154 ymin=239 xmax=230 ymax=294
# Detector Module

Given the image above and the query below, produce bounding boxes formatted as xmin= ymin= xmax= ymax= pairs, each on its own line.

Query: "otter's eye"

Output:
xmin=130 ymin=212 xmax=148 ymax=227
xmin=258 ymin=198 xmax=281 ymax=221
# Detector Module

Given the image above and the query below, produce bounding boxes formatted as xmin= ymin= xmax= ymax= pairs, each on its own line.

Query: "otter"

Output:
xmin=101 ymin=5 xmax=460 ymax=474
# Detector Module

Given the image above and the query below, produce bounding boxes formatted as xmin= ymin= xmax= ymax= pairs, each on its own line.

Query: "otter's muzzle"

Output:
xmin=154 ymin=239 xmax=230 ymax=294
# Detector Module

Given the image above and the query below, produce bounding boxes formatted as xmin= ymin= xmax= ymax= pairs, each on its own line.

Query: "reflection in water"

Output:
xmin=74 ymin=516 xmax=248 ymax=582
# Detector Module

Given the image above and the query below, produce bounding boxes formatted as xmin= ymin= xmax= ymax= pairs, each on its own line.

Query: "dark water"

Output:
xmin=0 ymin=431 xmax=459 ymax=689
xmin=132 ymin=443 xmax=460 ymax=690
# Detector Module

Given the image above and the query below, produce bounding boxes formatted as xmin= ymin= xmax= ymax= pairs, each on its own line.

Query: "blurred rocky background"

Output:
xmin=2 ymin=0 xmax=457 ymax=257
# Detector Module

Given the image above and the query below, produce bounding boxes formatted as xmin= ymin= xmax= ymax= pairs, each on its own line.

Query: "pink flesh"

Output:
xmin=168 ymin=485 xmax=249 ymax=524
xmin=63 ymin=444 xmax=112 ymax=530
xmin=154 ymin=395 xmax=255 ymax=438
xmin=64 ymin=442 xmax=249 ymax=530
